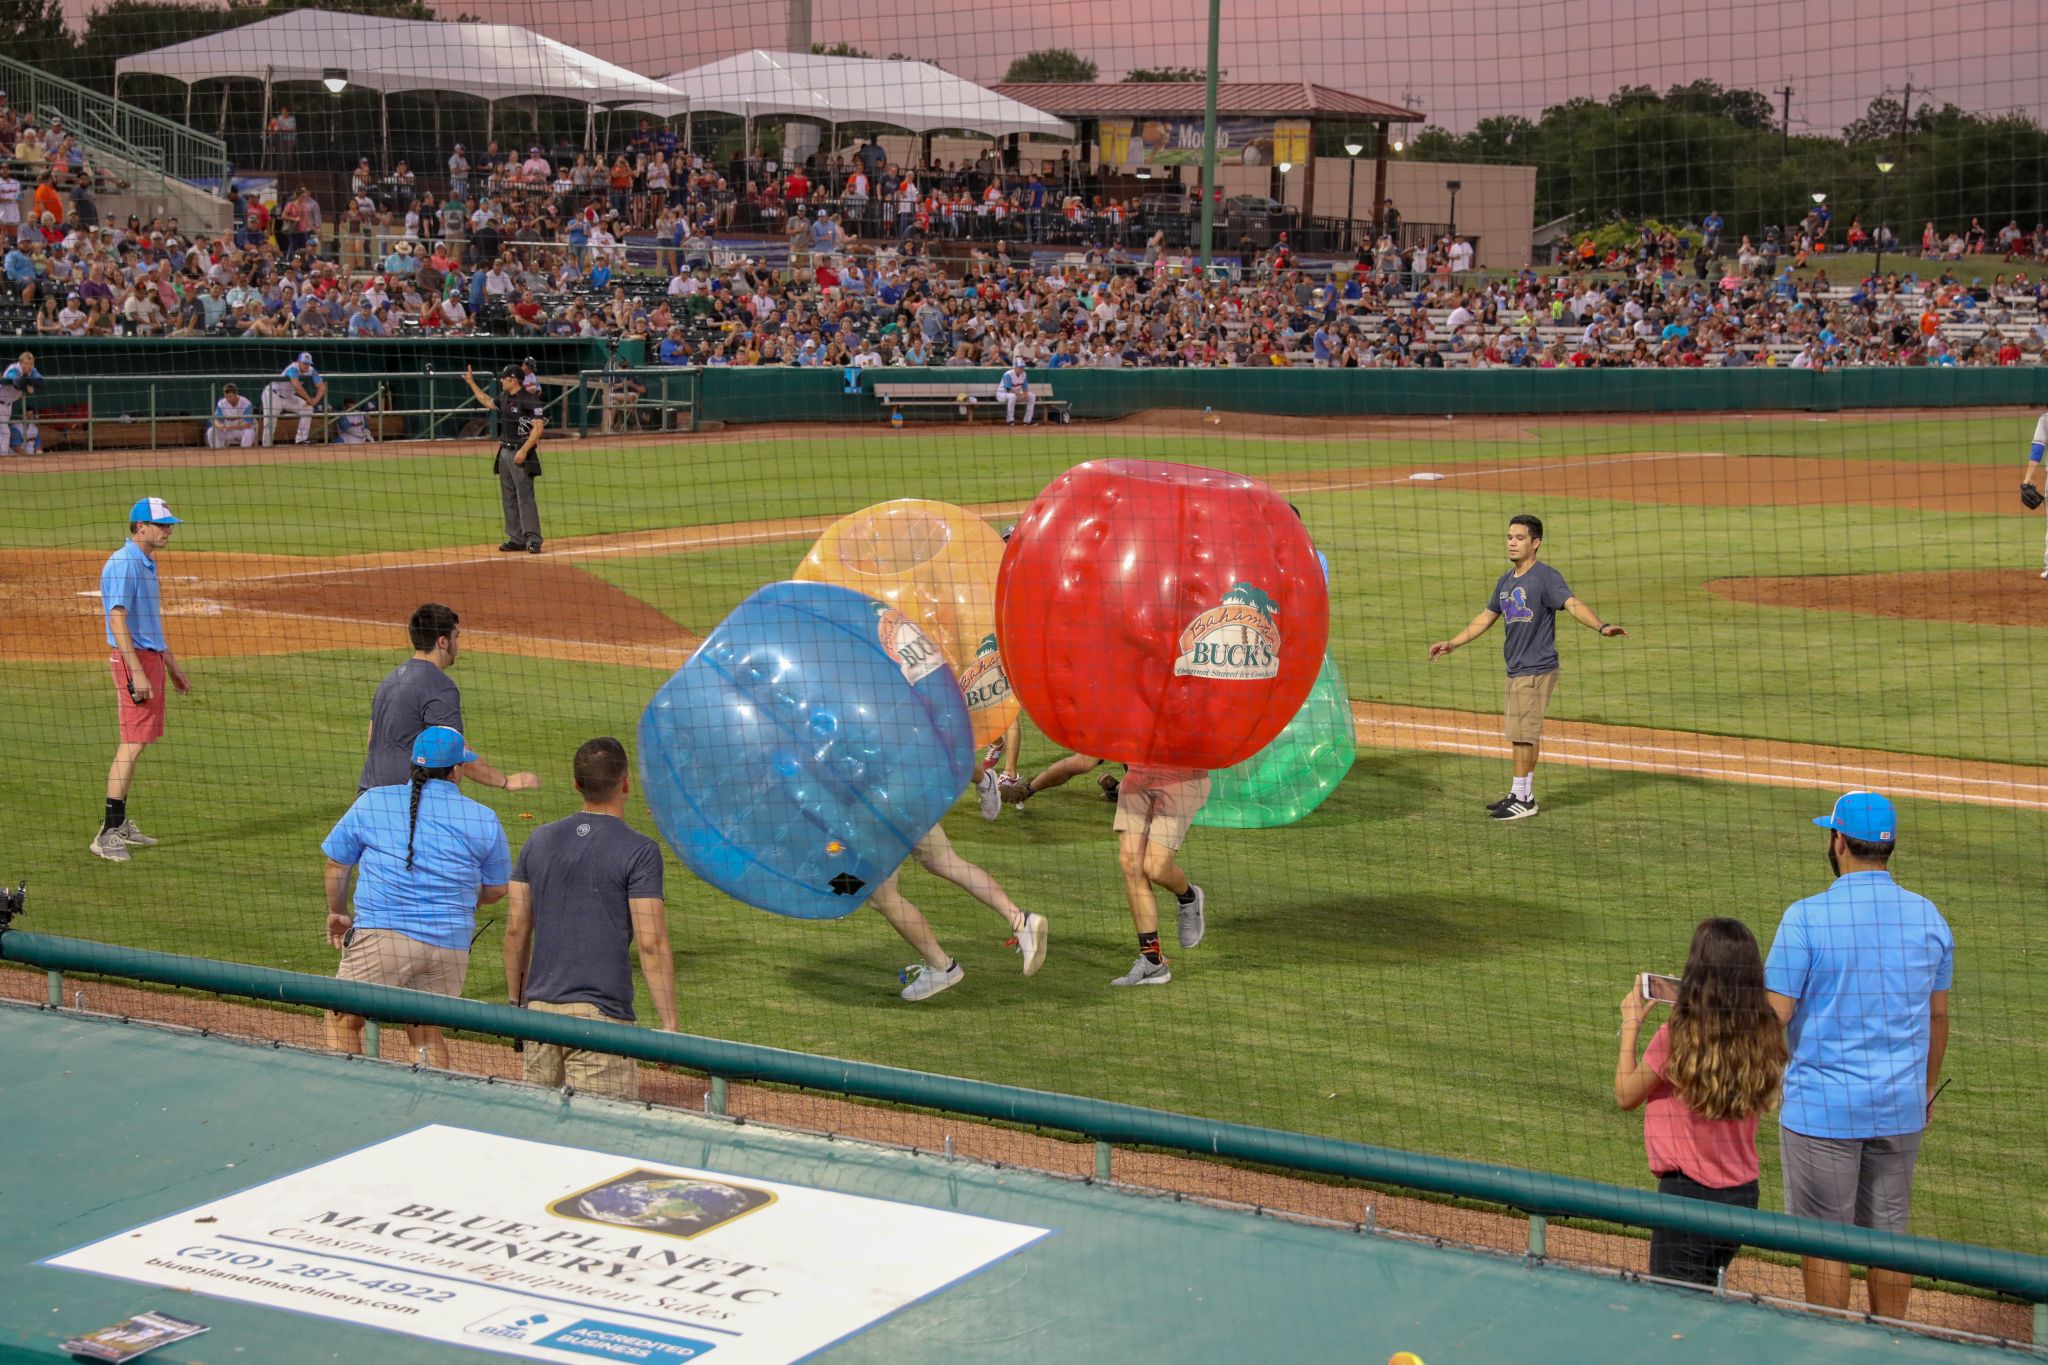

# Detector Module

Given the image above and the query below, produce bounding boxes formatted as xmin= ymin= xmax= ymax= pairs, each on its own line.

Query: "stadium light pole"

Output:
xmin=1344 ymin=138 xmax=1363 ymax=250
xmin=1874 ymin=161 xmax=1895 ymax=278
xmin=1196 ymin=0 xmax=1222 ymax=273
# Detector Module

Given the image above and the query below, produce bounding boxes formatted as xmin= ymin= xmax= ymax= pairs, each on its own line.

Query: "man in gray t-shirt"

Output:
xmin=504 ymin=737 xmax=675 ymax=1100
xmin=1427 ymin=515 xmax=1627 ymax=820
xmin=358 ymin=603 xmax=537 ymax=795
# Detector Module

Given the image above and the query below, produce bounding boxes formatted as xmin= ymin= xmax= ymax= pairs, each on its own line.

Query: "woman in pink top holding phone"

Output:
xmin=1616 ymin=918 xmax=1788 ymax=1285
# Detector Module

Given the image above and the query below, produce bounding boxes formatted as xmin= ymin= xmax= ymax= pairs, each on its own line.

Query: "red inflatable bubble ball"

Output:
xmin=996 ymin=460 xmax=1330 ymax=769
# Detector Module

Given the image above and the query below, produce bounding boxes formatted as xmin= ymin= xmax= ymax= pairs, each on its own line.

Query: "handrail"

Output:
xmin=2 ymin=929 xmax=2043 ymax=1305
xmin=0 ymin=52 xmax=228 ymax=190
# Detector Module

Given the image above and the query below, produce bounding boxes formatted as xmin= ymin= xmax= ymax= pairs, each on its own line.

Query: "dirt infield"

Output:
xmin=0 ymin=973 xmax=2024 ymax=1344
xmin=1707 ymin=569 xmax=2046 ymax=628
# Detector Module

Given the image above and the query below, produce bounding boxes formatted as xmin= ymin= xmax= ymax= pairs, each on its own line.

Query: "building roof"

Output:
xmin=987 ymin=81 xmax=1424 ymax=123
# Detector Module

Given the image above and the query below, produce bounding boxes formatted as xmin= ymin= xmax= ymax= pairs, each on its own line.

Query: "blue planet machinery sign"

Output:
xmin=46 ymin=1124 xmax=1048 ymax=1363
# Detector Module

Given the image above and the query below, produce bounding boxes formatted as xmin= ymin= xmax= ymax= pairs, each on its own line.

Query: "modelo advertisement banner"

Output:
xmin=1103 ymin=118 xmax=1311 ymax=167
xmin=46 ymin=1124 xmax=1049 ymax=1363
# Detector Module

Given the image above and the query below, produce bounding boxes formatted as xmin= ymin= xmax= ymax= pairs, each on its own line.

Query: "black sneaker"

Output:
xmin=1490 ymin=797 xmax=1540 ymax=821
xmin=498 ymin=540 xmax=524 ymax=552
xmin=526 ymin=538 xmax=543 ymax=554
xmin=1485 ymin=793 xmax=1516 ymax=812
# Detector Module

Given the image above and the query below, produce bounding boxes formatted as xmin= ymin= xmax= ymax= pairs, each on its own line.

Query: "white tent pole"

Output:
xmin=259 ymin=67 xmax=273 ymax=169
xmin=486 ymin=100 xmax=494 ymax=149
xmin=683 ymin=109 xmax=692 ymax=157
xmin=184 ymin=84 xmax=193 ymax=127
xmin=217 ymin=83 xmax=230 ymax=139
xmin=381 ymin=90 xmax=390 ymax=167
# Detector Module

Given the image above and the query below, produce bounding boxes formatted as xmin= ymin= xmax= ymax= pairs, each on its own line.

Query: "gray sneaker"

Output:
xmin=1111 ymin=953 xmax=1171 ymax=986
xmin=1176 ymin=884 xmax=1207 ymax=948
xmin=1012 ymin=912 xmax=1048 ymax=976
xmin=112 ymin=819 xmax=159 ymax=847
xmin=89 ymin=828 xmax=131 ymax=862
xmin=976 ymin=768 xmax=1002 ymax=821
xmin=898 ymin=959 xmax=963 ymax=1001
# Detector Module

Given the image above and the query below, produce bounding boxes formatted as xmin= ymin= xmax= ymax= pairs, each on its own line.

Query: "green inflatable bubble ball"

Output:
xmin=1193 ymin=653 xmax=1356 ymax=829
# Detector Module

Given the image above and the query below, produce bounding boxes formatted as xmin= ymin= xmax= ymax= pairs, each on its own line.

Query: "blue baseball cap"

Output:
xmin=128 ymin=496 xmax=182 ymax=525
xmin=1813 ymin=790 xmax=1896 ymax=844
xmin=411 ymin=725 xmax=477 ymax=768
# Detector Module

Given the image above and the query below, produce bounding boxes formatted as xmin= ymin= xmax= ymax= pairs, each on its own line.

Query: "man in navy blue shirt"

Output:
xmin=93 ymin=497 xmax=192 ymax=861
xmin=1427 ymin=514 xmax=1626 ymax=819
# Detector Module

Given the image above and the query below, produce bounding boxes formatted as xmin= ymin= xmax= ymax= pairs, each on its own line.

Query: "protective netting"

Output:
xmin=0 ymin=0 xmax=2043 ymax=1335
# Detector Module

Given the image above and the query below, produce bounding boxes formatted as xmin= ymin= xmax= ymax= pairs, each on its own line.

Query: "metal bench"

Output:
xmin=872 ymin=381 xmax=1070 ymax=424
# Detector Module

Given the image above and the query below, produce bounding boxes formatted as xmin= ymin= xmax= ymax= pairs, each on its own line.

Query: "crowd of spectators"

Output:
xmin=6 ymin=116 xmax=2048 ymax=370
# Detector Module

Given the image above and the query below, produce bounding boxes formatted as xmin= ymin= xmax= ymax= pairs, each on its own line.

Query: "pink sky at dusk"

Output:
xmin=63 ymin=0 xmax=2043 ymax=136
xmin=444 ymin=0 xmax=2043 ymax=133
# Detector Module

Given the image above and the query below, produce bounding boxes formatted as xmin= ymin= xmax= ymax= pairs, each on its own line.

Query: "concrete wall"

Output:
xmin=1275 ymin=158 xmax=1536 ymax=269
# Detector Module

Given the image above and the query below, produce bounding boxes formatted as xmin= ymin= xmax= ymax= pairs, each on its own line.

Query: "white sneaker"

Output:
xmin=89 ymin=828 xmax=131 ymax=862
xmin=1111 ymin=953 xmax=1171 ymax=986
xmin=2039 ymin=568 xmax=2048 ymax=580
xmin=1013 ymin=913 xmax=1048 ymax=976
xmin=112 ymin=819 xmax=158 ymax=847
xmin=977 ymin=768 xmax=1002 ymax=821
xmin=899 ymin=959 xmax=963 ymax=1001
xmin=1176 ymin=885 xmax=1206 ymax=949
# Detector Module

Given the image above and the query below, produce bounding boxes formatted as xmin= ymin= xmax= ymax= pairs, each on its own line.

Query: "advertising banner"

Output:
xmin=48 ymin=1124 xmax=1050 ymax=1363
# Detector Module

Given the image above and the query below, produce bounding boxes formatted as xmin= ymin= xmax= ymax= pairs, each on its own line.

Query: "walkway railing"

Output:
xmin=2 ymin=928 xmax=2043 ymax=1325
xmin=0 ymin=52 xmax=230 ymax=192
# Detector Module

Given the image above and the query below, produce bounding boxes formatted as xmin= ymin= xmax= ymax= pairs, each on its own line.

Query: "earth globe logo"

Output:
xmin=551 ymin=1170 xmax=774 ymax=1239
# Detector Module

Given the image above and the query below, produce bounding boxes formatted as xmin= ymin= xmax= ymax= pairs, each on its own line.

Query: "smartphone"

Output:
xmin=1638 ymin=972 xmax=1681 ymax=1004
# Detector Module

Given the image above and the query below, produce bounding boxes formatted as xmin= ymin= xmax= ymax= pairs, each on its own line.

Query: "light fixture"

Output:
xmin=1135 ymin=166 xmax=1152 ymax=180
xmin=1876 ymin=160 xmax=1895 ymax=174
xmin=1811 ymin=191 xmax=1827 ymax=204
xmin=322 ymin=68 xmax=349 ymax=95
xmin=1390 ymin=139 xmax=1405 ymax=153
xmin=1343 ymin=140 xmax=1364 ymax=157
xmin=1278 ymin=160 xmax=1293 ymax=174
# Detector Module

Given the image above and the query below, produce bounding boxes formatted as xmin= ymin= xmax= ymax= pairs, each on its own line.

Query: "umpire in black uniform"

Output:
xmin=462 ymin=364 xmax=546 ymax=554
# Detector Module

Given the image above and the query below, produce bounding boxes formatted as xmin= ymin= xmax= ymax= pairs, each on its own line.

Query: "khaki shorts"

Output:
xmin=1113 ymin=772 xmax=1212 ymax=851
xmin=1505 ymin=671 xmax=1560 ymax=744
xmin=522 ymin=999 xmax=640 ymax=1100
xmin=336 ymin=928 xmax=468 ymax=998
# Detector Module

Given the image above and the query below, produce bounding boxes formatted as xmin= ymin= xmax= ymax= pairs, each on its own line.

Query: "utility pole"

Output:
xmin=1778 ymin=85 xmax=1793 ymax=156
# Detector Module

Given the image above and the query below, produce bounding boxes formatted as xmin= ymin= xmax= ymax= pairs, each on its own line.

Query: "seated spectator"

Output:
xmin=1615 ymin=918 xmax=1785 ymax=1286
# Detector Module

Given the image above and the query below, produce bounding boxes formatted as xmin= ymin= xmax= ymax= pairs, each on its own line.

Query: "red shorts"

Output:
xmin=110 ymin=650 xmax=167 ymax=744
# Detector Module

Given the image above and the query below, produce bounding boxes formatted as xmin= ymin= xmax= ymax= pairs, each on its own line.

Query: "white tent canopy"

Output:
xmin=631 ymin=50 xmax=1069 ymax=139
xmin=114 ymin=9 xmax=685 ymax=108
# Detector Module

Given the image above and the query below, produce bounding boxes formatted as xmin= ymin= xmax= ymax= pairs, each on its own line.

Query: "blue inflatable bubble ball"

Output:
xmin=639 ymin=580 xmax=974 ymax=919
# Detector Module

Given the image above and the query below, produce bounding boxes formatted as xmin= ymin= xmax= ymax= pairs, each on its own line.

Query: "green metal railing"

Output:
xmin=3 ymin=929 xmax=2044 ymax=1320
xmin=0 ymin=52 xmax=230 ymax=191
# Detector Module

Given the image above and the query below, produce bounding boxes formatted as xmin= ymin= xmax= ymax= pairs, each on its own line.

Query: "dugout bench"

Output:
xmin=872 ymin=381 xmax=1071 ymax=424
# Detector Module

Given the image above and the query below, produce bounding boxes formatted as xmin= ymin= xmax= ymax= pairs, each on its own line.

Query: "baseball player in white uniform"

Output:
xmin=209 ymin=383 xmax=256 ymax=448
xmin=263 ymin=352 xmax=325 ymax=445
xmin=2021 ymin=412 xmax=2048 ymax=577
xmin=997 ymin=360 xmax=1035 ymax=426
xmin=0 ymin=351 xmax=43 ymax=454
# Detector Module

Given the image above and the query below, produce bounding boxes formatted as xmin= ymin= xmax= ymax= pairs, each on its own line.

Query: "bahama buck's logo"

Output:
xmin=875 ymin=605 xmax=946 ymax=685
xmin=1174 ymin=582 xmax=1282 ymax=681
xmin=549 ymin=1168 xmax=777 ymax=1241
xmin=957 ymin=633 xmax=1012 ymax=714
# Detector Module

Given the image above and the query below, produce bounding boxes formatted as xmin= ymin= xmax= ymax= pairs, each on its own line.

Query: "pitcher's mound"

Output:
xmin=1705 ymin=569 xmax=2045 ymax=628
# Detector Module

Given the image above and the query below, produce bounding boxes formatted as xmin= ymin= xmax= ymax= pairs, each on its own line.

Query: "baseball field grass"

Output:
xmin=0 ymin=409 xmax=2042 ymax=1258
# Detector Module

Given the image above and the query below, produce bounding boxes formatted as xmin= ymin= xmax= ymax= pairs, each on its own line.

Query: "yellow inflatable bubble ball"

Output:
xmin=794 ymin=498 xmax=1020 ymax=748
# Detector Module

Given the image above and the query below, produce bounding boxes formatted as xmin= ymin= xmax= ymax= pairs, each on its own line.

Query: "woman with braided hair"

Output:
xmin=322 ymin=726 xmax=511 ymax=1067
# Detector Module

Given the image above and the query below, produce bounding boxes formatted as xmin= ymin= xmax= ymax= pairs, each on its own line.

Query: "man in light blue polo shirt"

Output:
xmin=93 ymin=497 xmax=192 ymax=862
xmin=1766 ymin=791 xmax=1952 ymax=1321
xmin=321 ymin=725 xmax=510 ymax=1068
